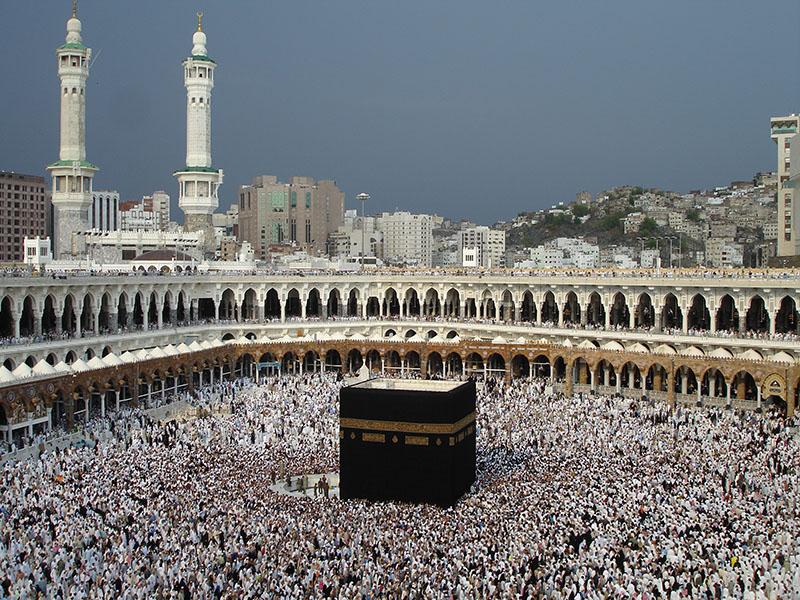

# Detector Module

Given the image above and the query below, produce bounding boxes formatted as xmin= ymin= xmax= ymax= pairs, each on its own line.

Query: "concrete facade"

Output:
xmin=771 ymin=114 xmax=800 ymax=256
xmin=375 ymin=212 xmax=433 ymax=267
xmin=238 ymin=176 xmax=344 ymax=260
xmin=0 ymin=172 xmax=49 ymax=263
xmin=90 ymin=191 xmax=119 ymax=231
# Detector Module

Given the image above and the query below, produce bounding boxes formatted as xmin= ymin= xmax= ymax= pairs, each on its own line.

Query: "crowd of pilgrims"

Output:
xmin=0 ymin=373 xmax=798 ymax=598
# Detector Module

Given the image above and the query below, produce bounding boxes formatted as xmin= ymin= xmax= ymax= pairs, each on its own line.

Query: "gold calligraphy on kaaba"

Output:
xmin=340 ymin=412 xmax=476 ymax=435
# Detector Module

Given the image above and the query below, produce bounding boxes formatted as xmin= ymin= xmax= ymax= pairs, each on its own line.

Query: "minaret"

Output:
xmin=174 ymin=13 xmax=223 ymax=254
xmin=47 ymin=0 xmax=98 ymax=259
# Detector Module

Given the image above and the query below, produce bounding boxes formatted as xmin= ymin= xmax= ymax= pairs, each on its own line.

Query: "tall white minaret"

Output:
xmin=175 ymin=13 xmax=222 ymax=253
xmin=47 ymin=0 xmax=98 ymax=259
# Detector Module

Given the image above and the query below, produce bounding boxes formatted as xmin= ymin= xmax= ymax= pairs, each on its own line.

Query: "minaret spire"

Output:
xmin=47 ymin=2 xmax=98 ymax=259
xmin=175 ymin=14 xmax=222 ymax=256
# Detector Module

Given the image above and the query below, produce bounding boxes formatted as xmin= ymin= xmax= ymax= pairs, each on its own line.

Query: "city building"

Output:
xmin=770 ymin=114 xmax=800 ymax=256
xmin=457 ymin=226 xmax=506 ymax=268
xmin=74 ymin=230 xmax=204 ymax=262
xmin=374 ymin=211 xmax=433 ymax=267
xmin=705 ymin=238 xmax=744 ymax=268
xmin=0 ymin=172 xmax=50 ymax=263
xmin=90 ymin=191 xmax=119 ymax=231
xmin=522 ymin=238 xmax=599 ymax=269
xmin=174 ymin=16 xmax=223 ymax=254
xmin=142 ymin=191 xmax=170 ymax=230
xmin=22 ymin=236 xmax=52 ymax=268
xmin=218 ymin=236 xmax=238 ymax=261
xmin=238 ymin=176 xmax=344 ymax=260
xmin=119 ymin=199 xmax=162 ymax=232
xmin=328 ymin=210 xmax=383 ymax=261
xmin=46 ymin=5 xmax=99 ymax=259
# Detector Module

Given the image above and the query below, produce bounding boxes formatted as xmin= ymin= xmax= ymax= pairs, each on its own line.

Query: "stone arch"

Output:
xmin=731 ymin=371 xmax=758 ymax=402
xmin=79 ymin=292 xmax=95 ymax=334
xmin=347 ymin=348 xmax=363 ymax=373
xmin=423 ymin=288 xmax=441 ymax=317
xmin=661 ymin=293 xmax=683 ymax=330
xmin=42 ymin=295 xmax=58 ymax=335
xmin=146 ymin=292 xmax=159 ymax=327
xmin=116 ymin=292 xmax=129 ymax=329
xmin=610 ymin=292 xmax=629 ymax=328
xmin=532 ymin=354 xmax=551 ymax=379
xmin=521 ymin=291 xmax=537 ymax=322
xmin=327 ymin=288 xmax=341 ymax=318
xmin=702 ymin=367 xmax=728 ymax=399
xmin=101 ymin=345 xmax=112 ymax=357
xmin=595 ymin=359 xmax=617 ymax=389
xmin=365 ymin=349 xmax=381 ymax=372
xmin=384 ymin=328 xmax=397 ymax=338
xmin=715 ymin=294 xmax=738 ymax=333
xmin=2 ymin=358 xmax=14 ymax=371
xmin=18 ymin=295 xmax=37 ymax=338
xmin=444 ymin=288 xmax=460 ymax=318
xmin=586 ymin=292 xmax=605 ymax=327
xmin=426 ymin=351 xmax=443 ymax=377
xmin=511 ymin=354 xmax=529 ymax=378
xmin=303 ymin=350 xmax=320 ymax=373
xmin=552 ymin=356 xmax=567 ymax=381
xmin=241 ymin=288 xmax=258 ymax=321
xmin=325 ymin=349 xmax=342 ymax=371
xmin=499 ymin=290 xmax=515 ymax=321
xmin=281 ymin=351 xmax=300 ymax=373
xmin=383 ymin=287 xmax=400 ymax=317
xmin=365 ymin=296 xmax=380 ymax=318
xmin=176 ymin=291 xmax=187 ymax=323
xmin=744 ymin=295 xmax=769 ymax=333
xmin=405 ymin=350 xmax=421 ymax=372
xmin=481 ymin=290 xmax=496 ymax=320
xmin=645 ymin=363 xmax=669 ymax=393
xmin=562 ymin=291 xmax=580 ymax=325
xmin=687 ymin=294 xmax=710 ymax=331
xmin=404 ymin=288 xmax=421 ymax=317
xmin=161 ymin=290 xmax=173 ymax=326
xmin=45 ymin=353 xmax=57 ymax=365
xmin=219 ymin=288 xmax=238 ymax=321
xmin=465 ymin=352 xmax=484 ymax=377
xmin=385 ymin=350 xmax=401 ymax=372
xmin=486 ymin=353 xmax=506 ymax=377
xmin=446 ymin=352 xmax=462 ymax=376
xmin=404 ymin=329 xmax=417 ymax=338
xmin=346 ymin=289 xmax=360 ymax=317
xmin=98 ymin=292 xmax=112 ymax=332
xmin=464 ymin=297 xmax=477 ymax=318
xmin=264 ymin=288 xmax=281 ymax=320
xmin=572 ymin=357 xmax=591 ymax=385
xmin=619 ymin=361 xmax=642 ymax=390
xmin=65 ymin=350 xmax=77 ymax=364
xmin=775 ymin=296 xmax=799 ymax=334
xmin=540 ymin=291 xmax=558 ymax=324
xmin=61 ymin=294 xmax=77 ymax=335
xmin=24 ymin=355 xmax=36 ymax=368
xmin=285 ymin=289 xmax=302 ymax=318
xmin=306 ymin=288 xmax=322 ymax=318
xmin=674 ymin=365 xmax=698 ymax=396
xmin=634 ymin=293 xmax=654 ymax=329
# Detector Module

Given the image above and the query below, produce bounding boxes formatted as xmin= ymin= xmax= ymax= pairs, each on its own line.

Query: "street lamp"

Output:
xmin=356 ymin=193 xmax=370 ymax=271
xmin=663 ymin=236 xmax=676 ymax=268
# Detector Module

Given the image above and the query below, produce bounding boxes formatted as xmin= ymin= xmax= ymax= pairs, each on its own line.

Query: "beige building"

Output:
xmin=238 ymin=176 xmax=344 ymax=260
xmin=771 ymin=114 xmax=800 ymax=256
xmin=374 ymin=211 xmax=433 ymax=267
xmin=143 ymin=191 xmax=170 ymax=230
xmin=458 ymin=225 xmax=506 ymax=268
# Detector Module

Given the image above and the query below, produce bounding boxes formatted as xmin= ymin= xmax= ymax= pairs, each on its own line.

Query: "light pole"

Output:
xmin=356 ymin=193 xmax=370 ymax=271
xmin=664 ymin=236 xmax=676 ymax=268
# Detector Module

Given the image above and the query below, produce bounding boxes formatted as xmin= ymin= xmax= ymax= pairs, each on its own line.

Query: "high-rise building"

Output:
xmin=238 ymin=176 xmax=344 ymax=260
xmin=0 ymin=172 xmax=50 ymax=263
xmin=143 ymin=191 xmax=170 ymax=230
xmin=91 ymin=190 xmax=119 ymax=231
xmin=457 ymin=225 xmax=506 ymax=268
xmin=174 ymin=14 xmax=222 ymax=254
xmin=47 ymin=4 xmax=98 ymax=259
xmin=771 ymin=114 xmax=800 ymax=256
xmin=375 ymin=211 xmax=433 ymax=267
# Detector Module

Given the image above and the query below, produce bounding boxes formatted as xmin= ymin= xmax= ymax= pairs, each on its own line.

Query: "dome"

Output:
xmin=192 ymin=30 xmax=208 ymax=56
xmin=66 ymin=17 xmax=82 ymax=44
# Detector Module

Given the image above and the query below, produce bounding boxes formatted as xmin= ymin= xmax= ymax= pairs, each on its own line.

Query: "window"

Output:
xmin=305 ymin=192 xmax=311 ymax=209
xmin=305 ymin=219 xmax=311 ymax=243
xmin=290 ymin=191 xmax=297 ymax=208
xmin=290 ymin=219 xmax=296 ymax=241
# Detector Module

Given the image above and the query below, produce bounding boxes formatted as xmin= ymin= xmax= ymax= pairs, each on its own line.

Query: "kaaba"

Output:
xmin=339 ymin=378 xmax=476 ymax=507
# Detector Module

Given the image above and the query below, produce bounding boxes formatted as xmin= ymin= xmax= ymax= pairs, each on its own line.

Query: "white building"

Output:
xmin=771 ymin=114 xmax=800 ymax=256
xmin=327 ymin=209 xmax=383 ymax=261
xmin=91 ymin=191 xmax=119 ymax=231
xmin=75 ymin=230 xmax=204 ymax=263
xmin=457 ymin=226 xmax=505 ymax=268
xmin=640 ymin=248 xmax=660 ymax=268
xmin=374 ymin=211 xmax=433 ymax=267
xmin=145 ymin=191 xmax=170 ymax=230
xmin=705 ymin=238 xmax=744 ymax=268
xmin=119 ymin=203 xmax=162 ymax=232
xmin=174 ymin=15 xmax=223 ymax=254
xmin=47 ymin=5 xmax=98 ymax=259
xmin=23 ymin=237 xmax=52 ymax=268
xmin=523 ymin=238 xmax=599 ymax=269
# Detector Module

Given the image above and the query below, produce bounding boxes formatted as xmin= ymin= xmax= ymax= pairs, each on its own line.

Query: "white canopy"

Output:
xmin=70 ymin=359 xmax=90 ymax=372
xmin=54 ymin=361 xmax=73 ymax=373
xmin=0 ymin=366 xmax=16 ymax=383
xmin=87 ymin=356 xmax=107 ymax=369
xmin=120 ymin=351 xmax=138 ymax=364
xmin=12 ymin=363 xmax=32 ymax=379
xmin=32 ymin=360 xmax=57 ymax=376
xmin=102 ymin=353 xmax=124 ymax=367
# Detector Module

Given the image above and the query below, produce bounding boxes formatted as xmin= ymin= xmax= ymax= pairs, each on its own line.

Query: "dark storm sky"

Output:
xmin=1 ymin=1 xmax=798 ymax=224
